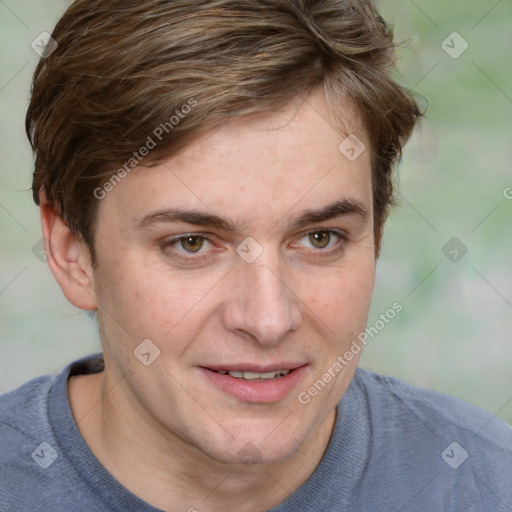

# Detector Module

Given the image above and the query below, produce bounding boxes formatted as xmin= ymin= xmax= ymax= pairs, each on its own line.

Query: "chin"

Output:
xmin=199 ymin=431 xmax=304 ymax=467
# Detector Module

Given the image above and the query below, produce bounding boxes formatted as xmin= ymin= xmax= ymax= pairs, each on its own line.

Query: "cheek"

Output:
xmin=94 ymin=255 xmax=220 ymax=344
xmin=301 ymin=259 xmax=375 ymax=337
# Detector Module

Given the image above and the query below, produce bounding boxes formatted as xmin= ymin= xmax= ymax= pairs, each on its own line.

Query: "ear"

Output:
xmin=39 ymin=190 xmax=98 ymax=311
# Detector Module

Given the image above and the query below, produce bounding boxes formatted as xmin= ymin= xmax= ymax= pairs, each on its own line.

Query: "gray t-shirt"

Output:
xmin=1 ymin=353 xmax=511 ymax=511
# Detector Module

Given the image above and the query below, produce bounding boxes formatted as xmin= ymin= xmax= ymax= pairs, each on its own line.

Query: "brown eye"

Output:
xmin=178 ymin=236 xmax=205 ymax=253
xmin=162 ymin=234 xmax=216 ymax=262
xmin=308 ymin=230 xmax=332 ymax=249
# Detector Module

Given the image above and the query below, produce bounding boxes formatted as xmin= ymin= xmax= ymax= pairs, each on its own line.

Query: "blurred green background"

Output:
xmin=1 ymin=1 xmax=511 ymax=423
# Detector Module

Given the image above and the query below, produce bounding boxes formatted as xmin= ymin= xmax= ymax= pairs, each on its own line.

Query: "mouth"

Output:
xmin=210 ymin=369 xmax=293 ymax=380
xmin=198 ymin=364 xmax=308 ymax=403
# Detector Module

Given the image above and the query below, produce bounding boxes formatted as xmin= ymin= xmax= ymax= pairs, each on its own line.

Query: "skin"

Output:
xmin=41 ymin=87 xmax=376 ymax=512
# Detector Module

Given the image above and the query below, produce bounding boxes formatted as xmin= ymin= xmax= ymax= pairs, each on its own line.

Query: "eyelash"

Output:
xmin=161 ymin=229 xmax=348 ymax=262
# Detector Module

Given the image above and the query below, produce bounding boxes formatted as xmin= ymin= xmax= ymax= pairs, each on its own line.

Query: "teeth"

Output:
xmin=216 ymin=369 xmax=291 ymax=380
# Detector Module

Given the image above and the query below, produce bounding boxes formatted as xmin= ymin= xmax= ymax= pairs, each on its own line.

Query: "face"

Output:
xmin=90 ymin=88 xmax=375 ymax=465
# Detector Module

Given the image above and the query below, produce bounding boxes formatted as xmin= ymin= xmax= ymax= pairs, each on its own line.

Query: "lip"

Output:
xmin=204 ymin=362 xmax=306 ymax=373
xmin=198 ymin=364 xmax=308 ymax=403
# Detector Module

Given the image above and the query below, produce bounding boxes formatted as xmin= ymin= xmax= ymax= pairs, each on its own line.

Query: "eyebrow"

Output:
xmin=135 ymin=198 xmax=369 ymax=232
xmin=136 ymin=208 xmax=237 ymax=231
xmin=287 ymin=198 xmax=369 ymax=230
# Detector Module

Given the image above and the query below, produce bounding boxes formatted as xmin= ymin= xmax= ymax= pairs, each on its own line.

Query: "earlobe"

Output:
xmin=39 ymin=190 xmax=98 ymax=311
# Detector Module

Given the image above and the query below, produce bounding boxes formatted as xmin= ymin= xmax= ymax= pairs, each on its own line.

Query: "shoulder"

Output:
xmin=0 ymin=357 xmax=107 ymax=510
xmin=0 ymin=374 xmax=56 ymax=444
xmin=353 ymin=369 xmax=512 ymax=510
xmin=347 ymin=368 xmax=512 ymax=509
xmin=0 ymin=353 xmax=102 ymax=458
xmin=0 ymin=374 xmax=61 ymax=507
xmin=354 ymin=367 xmax=512 ymax=448
xmin=0 ymin=374 xmax=58 ymax=472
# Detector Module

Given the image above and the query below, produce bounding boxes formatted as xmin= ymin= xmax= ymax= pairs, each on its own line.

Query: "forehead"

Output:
xmin=100 ymin=88 xmax=372 ymax=230
xmin=173 ymin=89 xmax=367 ymax=177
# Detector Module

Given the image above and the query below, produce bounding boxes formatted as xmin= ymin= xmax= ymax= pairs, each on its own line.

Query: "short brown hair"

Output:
xmin=26 ymin=0 xmax=423 ymax=263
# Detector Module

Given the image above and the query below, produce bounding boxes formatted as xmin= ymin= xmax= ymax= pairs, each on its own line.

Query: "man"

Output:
xmin=1 ymin=0 xmax=511 ymax=511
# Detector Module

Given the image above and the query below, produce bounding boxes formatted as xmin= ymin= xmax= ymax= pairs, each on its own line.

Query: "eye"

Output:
xmin=171 ymin=235 xmax=212 ymax=253
xmin=298 ymin=229 xmax=346 ymax=250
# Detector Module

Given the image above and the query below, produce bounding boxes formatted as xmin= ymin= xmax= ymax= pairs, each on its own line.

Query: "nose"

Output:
xmin=222 ymin=255 xmax=302 ymax=346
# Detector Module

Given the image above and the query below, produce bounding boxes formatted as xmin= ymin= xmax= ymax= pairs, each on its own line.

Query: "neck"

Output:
xmin=69 ymin=370 xmax=336 ymax=512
